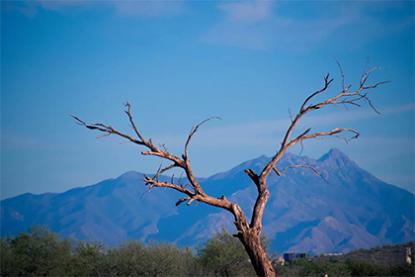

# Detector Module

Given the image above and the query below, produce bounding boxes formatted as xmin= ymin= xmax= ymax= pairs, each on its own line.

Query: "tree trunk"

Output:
xmin=238 ymin=229 xmax=276 ymax=277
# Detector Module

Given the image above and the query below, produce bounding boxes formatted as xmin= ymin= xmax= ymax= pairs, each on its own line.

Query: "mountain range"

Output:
xmin=1 ymin=148 xmax=414 ymax=254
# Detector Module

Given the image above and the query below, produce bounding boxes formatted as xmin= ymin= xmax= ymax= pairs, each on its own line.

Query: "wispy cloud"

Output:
xmin=202 ymin=1 xmax=414 ymax=51
xmin=151 ymin=102 xmax=414 ymax=192
xmin=156 ymin=102 xmax=415 ymax=149
xmin=202 ymin=2 xmax=353 ymax=50
xmin=218 ymin=0 xmax=274 ymax=24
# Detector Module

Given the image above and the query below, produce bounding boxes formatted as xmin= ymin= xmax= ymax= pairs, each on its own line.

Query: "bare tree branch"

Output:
xmin=72 ymin=115 xmax=143 ymax=144
xmin=144 ymin=176 xmax=194 ymax=197
xmin=153 ymin=163 xmax=177 ymax=181
xmin=182 ymin=116 xmax=221 ymax=196
xmin=288 ymin=127 xmax=360 ymax=147
xmin=175 ymin=196 xmax=191 ymax=206
xmin=300 ymin=73 xmax=334 ymax=112
xmin=73 ymin=107 xmax=247 ymax=237
xmin=184 ymin=116 xmax=221 ymax=160
xmin=125 ymin=102 xmax=145 ymax=142
xmin=272 ymin=166 xmax=282 ymax=177
xmin=74 ymin=63 xmax=386 ymax=277
xmin=249 ymin=66 xmax=387 ymax=233
xmin=280 ymin=164 xmax=329 ymax=184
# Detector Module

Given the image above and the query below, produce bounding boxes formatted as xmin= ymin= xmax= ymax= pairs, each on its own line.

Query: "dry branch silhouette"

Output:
xmin=73 ymin=65 xmax=386 ymax=277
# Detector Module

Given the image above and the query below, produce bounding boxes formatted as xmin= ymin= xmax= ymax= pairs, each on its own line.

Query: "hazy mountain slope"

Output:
xmin=164 ymin=149 xmax=415 ymax=253
xmin=1 ymin=149 xmax=414 ymax=254
xmin=1 ymin=172 xmax=183 ymax=245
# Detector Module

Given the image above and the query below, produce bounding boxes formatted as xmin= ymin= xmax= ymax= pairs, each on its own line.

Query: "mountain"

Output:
xmin=1 ymin=149 xmax=414 ymax=254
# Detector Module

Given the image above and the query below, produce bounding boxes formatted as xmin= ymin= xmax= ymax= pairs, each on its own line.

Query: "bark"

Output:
xmin=238 ymin=229 xmax=275 ymax=277
xmin=73 ymin=65 xmax=386 ymax=277
xmin=230 ymin=200 xmax=275 ymax=277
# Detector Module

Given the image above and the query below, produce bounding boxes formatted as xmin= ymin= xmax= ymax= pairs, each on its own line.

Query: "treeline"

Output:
xmin=1 ymin=227 xmax=414 ymax=276
xmin=0 ymin=227 xmax=255 ymax=276
xmin=276 ymin=257 xmax=414 ymax=277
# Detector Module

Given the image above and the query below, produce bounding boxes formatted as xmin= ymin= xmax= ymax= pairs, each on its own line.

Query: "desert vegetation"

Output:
xmin=1 ymin=227 xmax=413 ymax=277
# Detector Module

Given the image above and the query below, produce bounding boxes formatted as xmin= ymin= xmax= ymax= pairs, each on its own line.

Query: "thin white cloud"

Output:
xmin=203 ymin=1 xmax=413 ymax=51
xmin=203 ymin=2 xmax=357 ymax=50
xmin=155 ymin=102 xmax=415 ymax=149
xmin=218 ymin=0 xmax=274 ymax=24
xmin=152 ymin=104 xmax=414 ymax=191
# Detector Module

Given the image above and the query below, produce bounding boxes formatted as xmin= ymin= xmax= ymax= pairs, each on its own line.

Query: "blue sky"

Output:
xmin=1 ymin=0 xmax=414 ymax=199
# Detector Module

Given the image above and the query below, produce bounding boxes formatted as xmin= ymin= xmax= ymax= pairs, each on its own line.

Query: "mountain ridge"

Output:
xmin=1 ymin=148 xmax=414 ymax=254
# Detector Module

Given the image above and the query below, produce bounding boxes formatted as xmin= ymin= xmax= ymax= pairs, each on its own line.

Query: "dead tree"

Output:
xmin=73 ymin=65 xmax=387 ymax=277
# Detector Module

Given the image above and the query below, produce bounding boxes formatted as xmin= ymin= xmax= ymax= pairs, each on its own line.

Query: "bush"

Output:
xmin=1 ymin=227 xmax=72 ymax=276
xmin=345 ymin=259 xmax=390 ymax=276
xmin=69 ymin=242 xmax=106 ymax=276
xmin=197 ymin=231 xmax=256 ymax=276
xmin=2 ymin=228 xmax=412 ymax=277
xmin=1 ymin=228 xmax=201 ymax=277
xmin=284 ymin=259 xmax=351 ymax=277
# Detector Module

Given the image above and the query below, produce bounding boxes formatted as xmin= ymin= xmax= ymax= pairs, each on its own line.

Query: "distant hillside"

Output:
xmin=1 ymin=149 xmax=414 ymax=254
xmin=315 ymin=241 xmax=415 ymax=266
xmin=277 ymin=241 xmax=415 ymax=277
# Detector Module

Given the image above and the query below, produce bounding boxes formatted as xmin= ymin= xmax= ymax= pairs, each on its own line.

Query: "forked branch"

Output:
xmin=248 ymin=65 xmax=387 ymax=230
xmin=73 ymin=104 xmax=244 ymax=219
xmin=74 ymin=64 xmax=386 ymax=277
xmin=260 ymin=67 xmax=387 ymax=183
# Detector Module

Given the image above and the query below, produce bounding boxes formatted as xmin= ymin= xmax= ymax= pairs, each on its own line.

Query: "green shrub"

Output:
xmin=2 ymin=228 xmax=412 ymax=277
xmin=1 ymin=227 xmax=72 ymax=276
xmin=197 ymin=231 xmax=256 ymax=276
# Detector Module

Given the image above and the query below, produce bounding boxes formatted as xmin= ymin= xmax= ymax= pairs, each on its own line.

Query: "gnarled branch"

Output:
xmin=250 ymin=65 xmax=387 ymax=230
xmin=74 ymin=63 xmax=386 ymax=277
xmin=73 ymin=106 xmax=246 ymax=228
